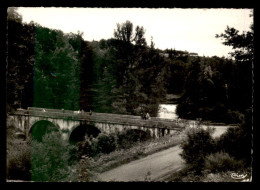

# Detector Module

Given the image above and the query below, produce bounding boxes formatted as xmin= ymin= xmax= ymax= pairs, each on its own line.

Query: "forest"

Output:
xmin=7 ymin=8 xmax=253 ymax=124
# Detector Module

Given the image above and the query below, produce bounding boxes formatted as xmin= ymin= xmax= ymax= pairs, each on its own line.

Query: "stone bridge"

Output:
xmin=8 ymin=107 xmax=192 ymax=142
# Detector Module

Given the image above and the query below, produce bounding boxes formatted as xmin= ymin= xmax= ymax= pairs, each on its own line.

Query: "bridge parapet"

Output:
xmin=12 ymin=107 xmax=187 ymax=130
xmin=27 ymin=107 xmax=75 ymax=114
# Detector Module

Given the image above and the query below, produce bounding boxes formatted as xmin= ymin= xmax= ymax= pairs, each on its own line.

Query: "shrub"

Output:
xmin=180 ymin=126 xmax=216 ymax=173
xmin=115 ymin=131 xmax=132 ymax=149
xmin=217 ymin=127 xmax=252 ymax=166
xmin=90 ymin=133 xmax=117 ymax=156
xmin=30 ymin=131 xmax=78 ymax=181
xmin=76 ymin=156 xmax=97 ymax=182
xmin=6 ymin=116 xmax=22 ymax=139
xmin=226 ymin=110 xmax=245 ymax=124
xmin=6 ymin=139 xmax=31 ymax=181
xmin=77 ymin=138 xmax=92 ymax=158
xmin=6 ymin=119 xmax=31 ymax=181
xmin=116 ymin=129 xmax=151 ymax=150
xmin=216 ymin=109 xmax=252 ymax=166
xmin=205 ymin=152 xmax=244 ymax=173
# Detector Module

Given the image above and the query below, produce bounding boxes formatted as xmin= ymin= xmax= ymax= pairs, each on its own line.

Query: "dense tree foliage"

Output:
xmin=33 ymin=27 xmax=81 ymax=110
xmin=31 ymin=132 xmax=78 ymax=181
xmin=7 ymin=10 xmax=253 ymax=124
xmin=176 ymin=21 xmax=253 ymax=123
xmin=85 ymin=21 xmax=169 ymax=116
xmin=7 ymin=8 xmax=35 ymax=111
xmin=180 ymin=126 xmax=216 ymax=173
xmin=6 ymin=16 xmax=167 ymax=116
xmin=216 ymin=23 xmax=253 ymax=113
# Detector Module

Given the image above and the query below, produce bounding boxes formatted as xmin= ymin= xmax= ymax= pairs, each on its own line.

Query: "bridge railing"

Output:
xmin=26 ymin=110 xmax=88 ymax=120
xmin=16 ymin=107 xmax=189 ymax=129
xmin=26 ymin=107 xmax=180 ymax=121
xmin=27 ymin=107 xmax=76 ymax=115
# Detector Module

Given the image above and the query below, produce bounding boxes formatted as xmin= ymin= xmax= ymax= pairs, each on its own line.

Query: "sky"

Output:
xmin=17 ymin=8 xmax=253 ymax=58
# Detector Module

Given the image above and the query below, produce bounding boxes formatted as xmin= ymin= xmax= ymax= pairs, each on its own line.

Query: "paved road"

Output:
xmin=97 ymin=145 xmax=184 ymax=182
xmin=97 ymin=126 xmax=229 ymax=182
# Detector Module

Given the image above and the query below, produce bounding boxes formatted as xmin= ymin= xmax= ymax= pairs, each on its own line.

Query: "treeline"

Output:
xmin=7 ymin=9 xmax=169 ymax=116
xmin=7 ymin=8 xmax=253 ymax=123
xmin=176 ymin=23 xmax=253 ymax=123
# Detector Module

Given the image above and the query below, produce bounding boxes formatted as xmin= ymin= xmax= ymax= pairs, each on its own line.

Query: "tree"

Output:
xmin=216 ymin=17 xmax=253 ymax=112
xmin=134 ymin=25 xmax=147 ymax=46
xmin=79 ymin=40 xmax=95 ymax=111
xmin=150 ymin=36 xmax=155 ymax=49
xmin=214 ymin=18 xmax=253 ymax=169
xmin=31 ymin=132 xmax=78 ymax=181
xmin=114 ymin=20 xmax=147 ymax=46
xmin=90 ymin=21 xmax=168 ymax=116
xmin=180 ymin=126 xmax=216 ymax=173
xmin=7 ymin=7 xmax=22 ymax=23
xmin=33 ymin=27 xmax=81 ymax=110
xmin=7 ymin=10 xmax=35 ymax=111
xmin=216 ymin=25 xmax=253 ymax=62
xmin=114 ymin=20 xmax=134 ymax=43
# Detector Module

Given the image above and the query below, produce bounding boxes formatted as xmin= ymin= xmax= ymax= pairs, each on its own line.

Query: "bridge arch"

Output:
xmin=29 ymin=120 xmax=60 ymax=141
xmin=69 ymin=124 xmax=101 ymax=144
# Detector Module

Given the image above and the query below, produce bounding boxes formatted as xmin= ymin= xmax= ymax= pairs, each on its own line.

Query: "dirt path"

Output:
xmin=97 ymin=145 xmax=184 ymax=182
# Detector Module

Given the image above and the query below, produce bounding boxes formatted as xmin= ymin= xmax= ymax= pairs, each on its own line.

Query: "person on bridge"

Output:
xmin=146 ymin=113 xmax=150 ymax=120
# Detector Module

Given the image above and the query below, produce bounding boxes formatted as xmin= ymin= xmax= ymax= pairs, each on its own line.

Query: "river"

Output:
xmin=157 ymin=104 xmax=230 ymax=138
xmin=157 ymin=104 xmax=178 ymax=119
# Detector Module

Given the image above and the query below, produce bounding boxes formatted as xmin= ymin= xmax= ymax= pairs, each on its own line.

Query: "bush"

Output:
xmin=30 ymin=131 xmax=78 ymax=181
xmin=91 ymin=133 xmax=117 ymax=156
xmin=76 ymin=156 xmax=97 ymax=181
xmin=217 ymin=127 xmax=252 ymax=166
xmin=205 ymin=152 xmax=244 ymax=173
xmin=6 ymin=139 xmax=31 ymax=181
xmin=78 ymin=130 xmax=151 ymax=158
xmin=225 ymin=110 xmax=245 ymax=124
xmin=77 ymin=138 xmax=92 ymax=158
xmin=180 ymin=126 xmax=216 ymax=173
xmin=6 ymin=116 xmax=22 ymax=139
xmin=216 ymin=109 xmax=252 ymax=166
xmin=116 ymin=129 xmax=151 ymax=150
xmin=6 ymin=119 xmax=31 ymax=181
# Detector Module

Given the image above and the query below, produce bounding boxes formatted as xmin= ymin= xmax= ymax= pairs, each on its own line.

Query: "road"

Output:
xmin=97 ymin=145 xmax=184 ymax=182
xmin=96 ymin=126 xmax=229 ymax=182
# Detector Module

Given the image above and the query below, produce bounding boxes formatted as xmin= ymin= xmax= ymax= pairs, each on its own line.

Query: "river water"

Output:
xmin=157 ymin=104 xmax=230 ymax=138
xmin=157 ymin=104 xmax=178 ymax=119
